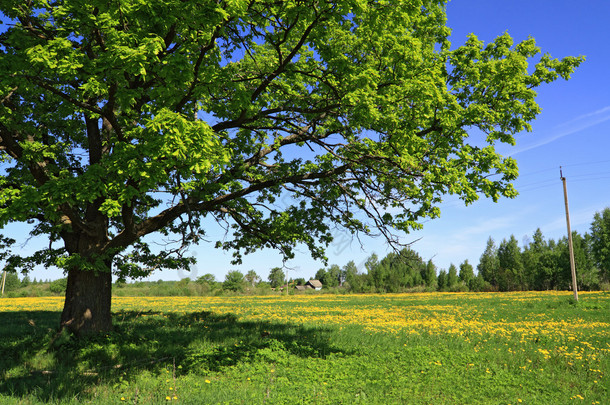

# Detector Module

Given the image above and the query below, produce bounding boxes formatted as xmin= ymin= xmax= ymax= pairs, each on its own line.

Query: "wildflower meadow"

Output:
xmin=1 ymin=291 xmax=608 ymax=404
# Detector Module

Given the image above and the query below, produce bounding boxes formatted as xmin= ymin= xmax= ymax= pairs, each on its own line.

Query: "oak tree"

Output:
xmin=0 ymin=0 xmax=582 ymax=335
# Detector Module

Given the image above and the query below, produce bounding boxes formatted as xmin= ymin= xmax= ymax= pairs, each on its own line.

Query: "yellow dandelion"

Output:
xmin=205 ymin=379 xmax=211 ymax=384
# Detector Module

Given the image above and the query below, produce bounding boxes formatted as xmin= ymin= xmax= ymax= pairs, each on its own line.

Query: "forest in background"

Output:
xmin=3 ymin=207 xmax=610 ymax=297
xmin=319 ymin=206 xmax=610 ymax=293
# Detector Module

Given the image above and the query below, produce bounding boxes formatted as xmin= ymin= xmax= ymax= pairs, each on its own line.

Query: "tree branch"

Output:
xmin=103 ymin=162 xmax=350 ymax=254
xmin=250 ymin=10 xmax=322 ymax=103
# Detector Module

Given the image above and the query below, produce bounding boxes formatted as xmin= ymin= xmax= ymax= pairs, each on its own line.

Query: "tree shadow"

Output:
xmin=0 ymin=309 xmax=347 ymax=402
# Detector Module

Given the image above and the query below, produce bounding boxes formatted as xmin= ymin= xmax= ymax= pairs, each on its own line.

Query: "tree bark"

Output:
xmin=60 ymin=265 xmax=113 ymax=336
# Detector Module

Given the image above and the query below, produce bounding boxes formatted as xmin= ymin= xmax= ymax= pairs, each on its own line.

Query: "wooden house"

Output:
xmin=305 ymin=279 xmax=323 ymax=290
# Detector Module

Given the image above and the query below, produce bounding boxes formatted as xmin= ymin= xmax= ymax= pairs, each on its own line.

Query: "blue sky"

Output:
xmin=5 ymin=1 xmax=610 ymax=282
xmin=179 ymin=0 xmax=610 ymax=283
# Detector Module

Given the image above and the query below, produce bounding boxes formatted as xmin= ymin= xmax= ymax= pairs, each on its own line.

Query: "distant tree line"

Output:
xmin=3 ymin=208 xmax=609 ymax=297
xmin=314 ymin=207 xmax=610 ymax=293
xmin=473 ymin=207 xmax=610 ymax=291
xmin=1 ymin=275 xmax=68 ymax=297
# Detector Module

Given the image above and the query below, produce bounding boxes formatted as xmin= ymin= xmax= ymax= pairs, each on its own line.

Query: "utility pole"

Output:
xmin=1 ymin=271 xmax=6 ymax=296
xmin=560 ymin=167 xmax=578 ymax=302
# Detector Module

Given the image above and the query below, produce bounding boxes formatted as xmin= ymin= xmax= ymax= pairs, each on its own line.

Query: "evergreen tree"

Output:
xmin=497 ymin=235 xmax=524 ymax=291
xmin=325 ymin=265 xmax=342 ymax=288
xmin=522 ymin=228 xmax=558 ymax=290
xmin=557 ymin=232 xmax=599 ymax=291
xmin=478 ymin=237 xmax=500 ymax=289
xmin=21 ymin=275 xmax=32 ymax=288
xmin=576 ymin=232 xmax=599 ymax=290
xmin=437 ymin=269 xmax=448 ymax=291
xmin=343 ymin=261 xmax=359 ymax=289
xmin=590 ymin=208 xmax=610 ymax=282
xmin=422 ymin=260 xmax=438 ymax=290
xmin=374 ymin=247 xmax=426 ymax=291
xmin=546 ymin=239 xmax=562 ymax=289
xmin=447 ymin=264 xmax=459 ymax=290
xmin=368 ymin=256 xmax=389 ymax=292
xmin=469 ymin=274 xmax=489 ymax=292
xmin=459 ymin=260 xmax=474 ymax=289
xmin=362 ymin=254 xmax=379 ymax=292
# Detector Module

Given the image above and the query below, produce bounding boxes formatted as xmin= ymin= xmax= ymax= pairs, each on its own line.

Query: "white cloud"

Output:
xmin=508 ymin=105 xmax=610 ymax=155
xmin=410 ymin=208 xmax=534 ymax=269
xmin=541 ymin=203 xmax=606 ymax=236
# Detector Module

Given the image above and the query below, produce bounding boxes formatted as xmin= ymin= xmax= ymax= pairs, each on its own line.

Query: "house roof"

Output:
xmin=306 ymin=279 xmax=323 ymax=288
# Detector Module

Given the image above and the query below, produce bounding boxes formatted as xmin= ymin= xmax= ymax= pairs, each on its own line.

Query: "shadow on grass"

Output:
xmin=0 ymin=309 xmax=345 ymax=402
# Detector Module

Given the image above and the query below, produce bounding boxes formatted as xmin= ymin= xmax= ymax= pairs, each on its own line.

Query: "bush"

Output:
xmin=49 ymin=278 xmax=68 ymax=294
xmin=448 ymin=282 xmax=470 ymax=293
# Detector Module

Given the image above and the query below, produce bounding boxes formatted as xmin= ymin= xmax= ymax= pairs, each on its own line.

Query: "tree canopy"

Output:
xmin=268 ymin=267 xmax=285 ymax=289
xmin=0 ymin=0 xmax=582 ymax=334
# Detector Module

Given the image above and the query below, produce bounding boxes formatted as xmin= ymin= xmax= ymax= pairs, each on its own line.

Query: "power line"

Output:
xmin=517 ymin=159 xmax=610 ymax=179
xmin=516 ymin=178 xmax=557 ymax=188
xmin=561 ymin=159 xmax=610 ymax=169
xmin=517 ymin=167 xmax=557 ymax=178
xmin=517 ymin=183 xmax=558 ymax=193
xmin=568 ymin=170 xmax=610 ymax=179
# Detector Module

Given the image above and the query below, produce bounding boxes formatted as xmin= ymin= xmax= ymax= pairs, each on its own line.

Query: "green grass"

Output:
xmin=0 ymin=292 xmax=608 ymax=404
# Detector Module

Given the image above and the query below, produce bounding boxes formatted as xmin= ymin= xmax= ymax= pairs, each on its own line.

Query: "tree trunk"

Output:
xmin=60 ymin=265 xmax=113 ymax=336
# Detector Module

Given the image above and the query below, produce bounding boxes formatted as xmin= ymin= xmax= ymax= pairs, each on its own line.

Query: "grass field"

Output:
xmin=1 ymin=291 xmax=608 ymax=404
